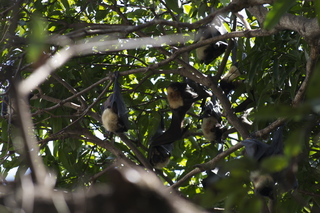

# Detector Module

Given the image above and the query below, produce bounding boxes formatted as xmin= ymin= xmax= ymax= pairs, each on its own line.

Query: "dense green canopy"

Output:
xmin=0 ymin=0 xmax=320 ymax=212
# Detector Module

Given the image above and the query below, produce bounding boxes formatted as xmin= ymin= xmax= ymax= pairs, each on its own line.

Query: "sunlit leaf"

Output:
xmin=261 ymin=155 xmax=288 ymax=173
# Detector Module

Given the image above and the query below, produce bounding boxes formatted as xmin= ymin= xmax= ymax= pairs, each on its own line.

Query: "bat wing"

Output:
xmin=150 ymin=105 xmax=188 ymax=146
xmin=268 ymin=126 xmax=284 ymax=156
xmin=102 ymin=94 xmax=114 ymax=110
xmin=241 ymin=138 xmax=270 ymax=161
xmin=149 ymin=126 xmax=183 ymax=146
xmin=113 ymin=71 xmax=130 ymax=131
xmin=201 ymin=100 xmax=222 ymax=123
xmin=186 ymin=79 xmax=212 ymax=101
xmin=149 ymin=113 xmax=165 ymax=145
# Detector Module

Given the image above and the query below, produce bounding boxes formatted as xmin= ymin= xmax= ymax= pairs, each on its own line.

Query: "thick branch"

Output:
xmin=247 ymin=5 xmax=320 ymax=42
xmin=170 ymin=143 xmax=243 ymax=189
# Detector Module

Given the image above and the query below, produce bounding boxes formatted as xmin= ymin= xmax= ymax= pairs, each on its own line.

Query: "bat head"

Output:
xmin=201 ymin=117 xmax=224 ymax=143
xmin=220 ymin=65 xmax=241 ymax=94
xmin=250 ymin=170 xmax=275 ymax=199
xmin=148 ymin=144 xmax=173 ymax=169
xmin=167 ymin=82 xmax=198 ymax=110
xmin=194 ymin=21 xmax=228 ymax=64
xmin=167 ymin=83 xmax=184 ymax=109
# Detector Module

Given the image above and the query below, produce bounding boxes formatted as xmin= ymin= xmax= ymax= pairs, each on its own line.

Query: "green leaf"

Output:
xmin=261 ymin=155 xmax=288 ymax=173
xmin=26 ymin=13 xmax=47 ymax=63
xmin=165 ymin=0 xmax=182 ymax=14
xmin=315 ymin=0 xmax=320 ymax=27
xmin=264 ymin=0 xmax=296 ymax=30
xmin=284 ymin=129 xmax=304 ymax=158
xmin=306 ymin=63 xmax=320 ymax=100
xmin=253 ymin=104 xmax=310 ymax=120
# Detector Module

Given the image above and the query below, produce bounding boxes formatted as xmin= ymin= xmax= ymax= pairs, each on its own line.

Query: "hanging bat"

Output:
xmin=241 ymin=127 xmax=297 ymax=199
xmin=241 ymin=128 xmax=283 ymax=162
xmin=201 ymin=98 xmax=226 ymax=143
xmin=167 ymin=82 xmax=198 ymax=110
xmin=101 ymin=71 xmax=130 ymax=133
xmin=194 ymin=15 xmax=228 ymax=64
xmin=148 ymin=113 xmax=174 ymax=169
xmin=148 ymin=107 xmax=189 ymax=168
xmin=249 ymin=170 xmax=275 ymax=199
xmin=148 ymin=144 xmax=173 ymax=170
xmin=241 ymin=128 xmax=283 ymax=199
xmin=220 ymin=64 xmax=241 ymax=95
xmin=167 ymin=80 xmax=211 ymax=110
xmin=149 ymin=106 xmax=189 ymax=147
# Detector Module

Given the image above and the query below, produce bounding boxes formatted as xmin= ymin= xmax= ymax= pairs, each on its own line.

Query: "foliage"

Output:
xmin=0 ymin=0 xmax=320 ymax=212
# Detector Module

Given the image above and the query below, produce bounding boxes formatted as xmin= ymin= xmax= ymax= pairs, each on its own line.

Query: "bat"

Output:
xmin=202 ymin=145 xmax=225 ymax=193
xmin=194 ymin=15 xmax=228 ymax=64
xmin=241 ymin=127 xmax=297 ymax=199
xmin=149 ymin=105 xmax=189 ymax=147
xmin=249 ymin=171 xmax=275 ymax=198
xmin=202 ymin=170 xmax=222 ymax=194
xmin=101 ymin=71 xmax=130 ymax=133
xmin=149 ymin=79 xmax=210 ymax=169
xmin=148 ymin=143 xmax=173 ymax=169
xmin=167 ymin=81 xmax=211 ymax=110
xmin=241 ymin=128 xmax=283 ymax=199
xmin=148 ymin=107 xmax=189 ymax=169
xmin=241 ymin=128 xmax=283 ymax=162
xmin=166 ymin=82 xmax=198 ymax=110
xmin=148 ymin=113 xmax=174 ymax=169
xmin=201 ymin=98 xmax=225 ymax=143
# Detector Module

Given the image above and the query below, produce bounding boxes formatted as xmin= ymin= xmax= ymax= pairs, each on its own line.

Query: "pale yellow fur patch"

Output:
xmin=102 ymin=108 xmax=119 ymax=132
xmin=167 ymin=87 xmax=183 ymax=109
xmin=201 ymin=117 xmax=219 ymax=141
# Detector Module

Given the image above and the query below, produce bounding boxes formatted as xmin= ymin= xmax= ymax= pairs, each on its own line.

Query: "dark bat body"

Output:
xmin=241 ymin=127 xmax=297 ymax=199
xmin=101 ymin=72 xmax=129 ymax=133
xmin=150 ymin=105 xmax=189 ymax=147
xmin=148 ymin=114 xmax=173 ymax=169
xmin=201 ymin=100 xmax=225 ymax=143
xmin=202 ymin=170 xmax=223 ymax=194
xmin=148 ymin=107 xmax=189 ymax=169
xmin=194 ymin=17 xmax=228 ymax=65
xmin=149 ymin=80 xmax=211 ymax=169
xmin=148 ymin=143 xmax=173 ymax=169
